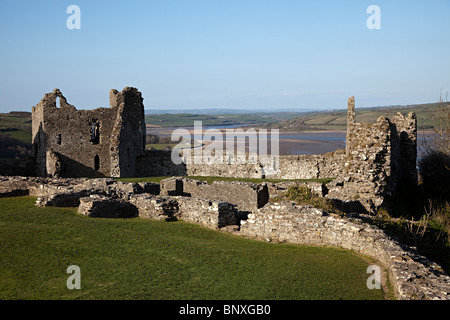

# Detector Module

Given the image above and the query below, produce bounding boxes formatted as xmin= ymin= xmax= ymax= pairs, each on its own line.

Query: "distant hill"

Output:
xmin=256 ymin=102 xmax=449 ymax=131
xmin=145 ymin=108 xmax=319 ymax=115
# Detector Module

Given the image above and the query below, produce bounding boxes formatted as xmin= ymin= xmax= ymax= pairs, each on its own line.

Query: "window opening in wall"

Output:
xmin=55 ymin=96 xmax=61 ymax=108
xmin=57 ymin=134 xmax=61 ymax=145
xmin=94 ymin=155 xmax=100 ymax=171
xmin=90 ymin=121 xmax=100 ymax=145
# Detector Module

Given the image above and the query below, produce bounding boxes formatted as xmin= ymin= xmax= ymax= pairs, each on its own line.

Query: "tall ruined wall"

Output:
xmin=109 ymin=88 xmax=146 ymax=177
xmin=326 ymin=116 xmax=395 ymax=212
xmin=32 ymin=87 xmax=145 ymax=178
xmin=391 ymin=112 xmax=418 ymax=187
xmin=327 ymin=109 xmax=417 ymax=213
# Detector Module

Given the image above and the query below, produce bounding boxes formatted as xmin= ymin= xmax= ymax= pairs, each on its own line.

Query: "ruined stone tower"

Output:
xmin=345 ymin=96 xmax=355 ymax=156
xmin=333 ymin=96 xmax=418 ymax=212
xmin=32 ymin=87 xmax=146 ymax=178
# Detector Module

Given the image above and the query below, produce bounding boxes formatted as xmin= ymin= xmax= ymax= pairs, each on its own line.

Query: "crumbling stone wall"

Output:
xmin=181 ymin=150 xmax=344 ymax=180
xmin=326 ymin=101 xmax=417 ymax=213
xmin=135 ymin=150 xmax=187 ymax=177
xmin=128 ymin=194 xmax=239 ymax=229
xmin=78 ymin=195 xmax=139 ymax=218
xmin=32 ymin=87 xmax=146 ymax=178
xmin=160 ymin=177 xmax=269 ymax=213
xmin=240 ymin=201 xmax=450 ymax=300
xmin=176 ymin=97 xmax=417 ymax=214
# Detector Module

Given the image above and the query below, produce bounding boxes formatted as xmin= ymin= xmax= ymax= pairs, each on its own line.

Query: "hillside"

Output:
xmin=0 ymin=112 xmax=32 ymax=159
xmin=259 ymin=102 xmax=448 ymax=132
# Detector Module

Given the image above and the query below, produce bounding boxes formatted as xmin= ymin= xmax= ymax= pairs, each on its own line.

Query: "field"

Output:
xmin=263 ymin=103 xmax=447 ymax=131
xmin=0 ymin=112 xmax=31 ymax=139
xmin=0 ymin=112 xmax=32 ymax=159
xmin=0 ymin=196 xmax=386 ymax=300
xmin=145 ymin=113 xmax=281 ymax=128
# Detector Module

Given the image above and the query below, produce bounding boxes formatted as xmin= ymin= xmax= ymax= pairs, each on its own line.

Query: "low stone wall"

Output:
xmin=129 ymin=194 xmax=239 ymax=229
xmin=78 ymin=195 xmax=139 ymax=218
xmin=0 ymin=176 xmax=34 ymax=198
xmin=160 ymin=177 xmax=269 ymax=212
xmin=129 ymin=194 xmax=180 ymax=221
xmin=182 ymin=151 xmax=345 ymax=180
xmin=177 ymin=197 xmax=238 ymax=229
xmin=240 ymin=201 xmax=450 ymax=300
xmin=28 ymin=177 xmax=160 ymax=207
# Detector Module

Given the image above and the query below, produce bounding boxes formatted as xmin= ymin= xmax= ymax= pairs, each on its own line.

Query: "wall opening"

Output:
xmin=94 ymin=155 xmax=100 ymax=171
xmin=57 ymin=134 xmax=61 ymax=145
xmin=90 ymin=121 xmax=100 ymax=145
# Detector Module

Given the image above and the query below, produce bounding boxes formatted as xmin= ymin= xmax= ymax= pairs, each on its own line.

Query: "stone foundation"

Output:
xmin=78 ymin=195 xmax=139 ymax=218
xmin=160 ymin=177 xmax=269 ymax=212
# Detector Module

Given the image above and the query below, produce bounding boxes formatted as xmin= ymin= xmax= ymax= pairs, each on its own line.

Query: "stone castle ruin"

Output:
xmin=3 ymin=88 xmax=447 ymax=300
xmin=32 ymin=87 xmax=146 ymax=178
xmin=30 ymin=88 xmax=418 ymax=215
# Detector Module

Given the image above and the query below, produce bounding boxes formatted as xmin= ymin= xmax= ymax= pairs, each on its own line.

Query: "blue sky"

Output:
xmin=0 ymin=0 xmax=449 ymax=112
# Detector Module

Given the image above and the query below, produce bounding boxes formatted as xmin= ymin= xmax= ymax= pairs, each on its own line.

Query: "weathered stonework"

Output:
xmin=28 ymin=90 xmax=418 ymax=214
xmin=160 ymin=177 xmax=269 ymax=213
xmin=178 ymin=98 xmax=417 ymax=214
xmin=32 ymin=87 xmax=146 ymax=178
xmin=240 ymin=201 xmax=450 ymax=300
xmin=129 ymin=194 xmax=239 ymax=229
xmin=78 ymin=195 xmax=139 ymax=218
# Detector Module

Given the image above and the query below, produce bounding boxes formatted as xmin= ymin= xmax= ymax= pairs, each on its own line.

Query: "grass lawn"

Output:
xmin=0 ymin=196 xmax=386 ymax=300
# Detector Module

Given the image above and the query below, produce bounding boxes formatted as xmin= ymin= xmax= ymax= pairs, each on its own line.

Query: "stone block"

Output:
xmin=78 ymin=195 xmax=138 ymax=218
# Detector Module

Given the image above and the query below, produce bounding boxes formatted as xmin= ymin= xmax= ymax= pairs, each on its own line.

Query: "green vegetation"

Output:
xmin=373 ymin=191 xmax=450 ymax=275
xmin=0 ymin=112 xmax=32 ymax=159
xmin=0 ymin=196 xmax=385 ymax=300
xmin=0 ymin=112 xmax=31 ymax=142
xmin=271 ymin=185 xmax=343 ymax=216
xmin=262 ymin=102 xmax=447 ymax=131
xmin=145 ymin=143 xmax=177 ymax=151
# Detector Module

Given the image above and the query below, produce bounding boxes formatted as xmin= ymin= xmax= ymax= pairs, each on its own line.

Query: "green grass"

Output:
xmin=0 ymin=128 xmax=32 ymax=143
xmin=0 ymin=196 xmax=386 ymax=300
xmin=146 ymin=143 xmax=177 ymax=150
xmin=0 ymin=112 xmax=32 ymax=144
